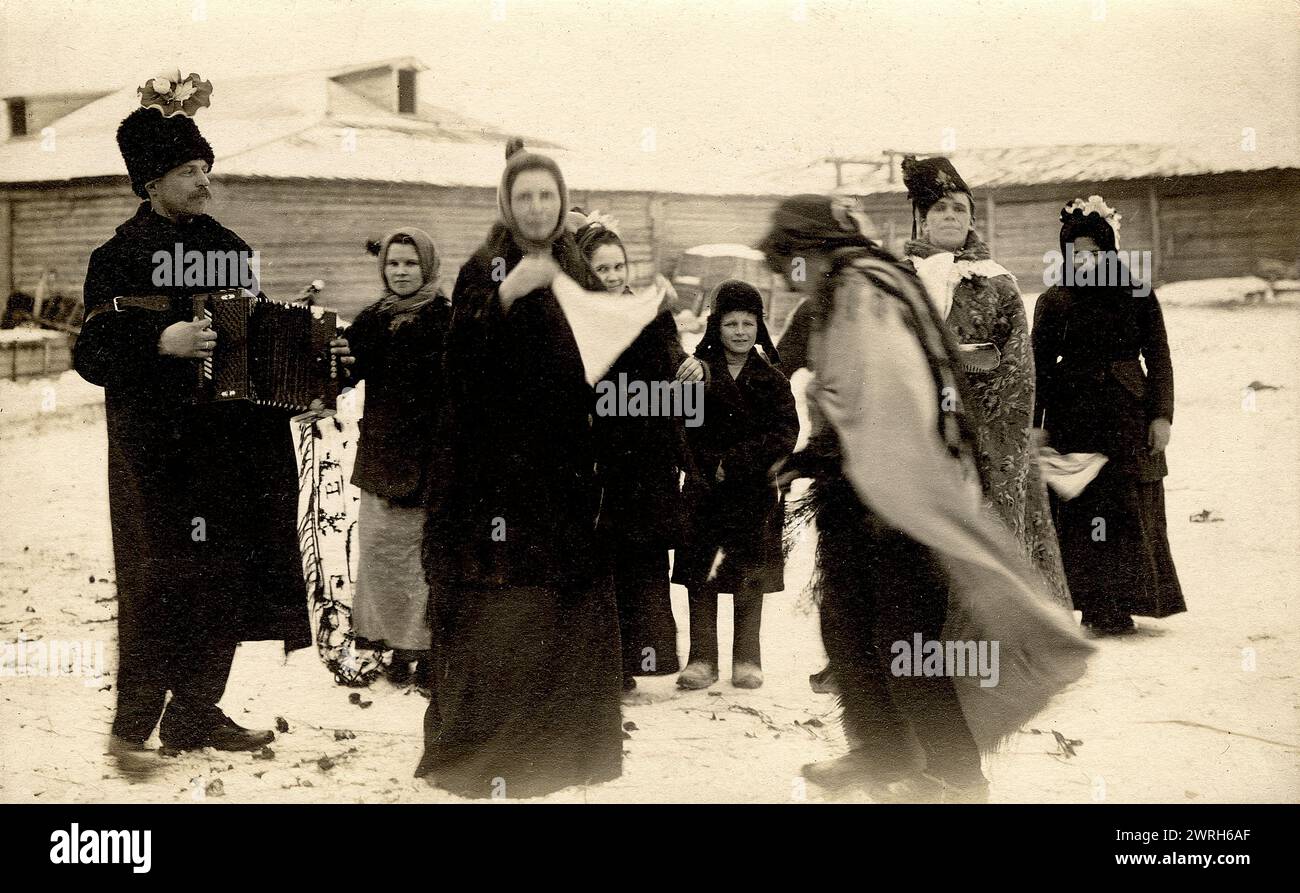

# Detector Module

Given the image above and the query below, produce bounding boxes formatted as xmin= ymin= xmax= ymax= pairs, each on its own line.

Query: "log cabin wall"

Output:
xmin=859 ymin=169 xmax=1300 ymax=292
xmin=3 ymin=167 xmax=1297 ymax=323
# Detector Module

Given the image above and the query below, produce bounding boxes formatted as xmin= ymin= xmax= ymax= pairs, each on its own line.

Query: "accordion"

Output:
xmin=189 ymin=290 xmax=341 ymax=411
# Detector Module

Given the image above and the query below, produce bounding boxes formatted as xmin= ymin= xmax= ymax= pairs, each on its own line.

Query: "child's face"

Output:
xmin=589 ymin=243 xmax=628 ymax=293
xmin=719 ymin=310 xmax=758 ymax=358
xmin=385 ymin=243 xmax=423 ymax=297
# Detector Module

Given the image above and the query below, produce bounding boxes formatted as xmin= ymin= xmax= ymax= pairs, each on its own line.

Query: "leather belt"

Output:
xmin=82 ymin=295 xmax=177 ymax=326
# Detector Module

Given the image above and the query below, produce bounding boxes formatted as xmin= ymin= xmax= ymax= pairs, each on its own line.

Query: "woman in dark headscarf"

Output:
xmin=671 ymin=280 xmax=799 ymax=690
xmin=900 ymin=157 xmax=1070 ymax=609
xmin=414 ymin=141 xmax=624 ymax=799
xmin=346 ymin=228 xmax=451 ymax=686
xmin=761 ymin=195 xmax=1091 ymax=802
xmin=1033 ymin=197 xmax=1185 ymax=634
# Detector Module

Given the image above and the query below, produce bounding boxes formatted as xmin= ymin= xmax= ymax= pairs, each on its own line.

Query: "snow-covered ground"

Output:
xmin=0 ymin=296 xmax=1296 ymax=803
xmin=0 ymin=368 xmax=104 ymax=421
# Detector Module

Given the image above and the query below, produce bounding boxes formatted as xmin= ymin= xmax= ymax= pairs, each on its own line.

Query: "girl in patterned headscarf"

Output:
xmin=347 ymin=228 xmax=451 ymax=687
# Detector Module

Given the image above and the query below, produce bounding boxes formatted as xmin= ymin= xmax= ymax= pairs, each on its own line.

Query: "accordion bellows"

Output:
xmin=190 ymin=291 xmax=340 ymax=411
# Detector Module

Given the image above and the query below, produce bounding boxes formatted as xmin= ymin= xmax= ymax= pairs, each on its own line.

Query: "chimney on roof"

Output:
xmin=6 ymin=98 xmax=28 ymax=138
xmin=331 ymin=60 xmax=421 ymax=116
xmin=397 ymin=69 xmax=416 ymax=115
xmin=4 ymin=91 xmax=109 ymax=140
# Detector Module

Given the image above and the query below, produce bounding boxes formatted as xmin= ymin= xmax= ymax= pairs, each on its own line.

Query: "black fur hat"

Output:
xmin=116 ymin=105 xmax=214 ymax=199
xmin=901 ymin=154 xmax=972 ymax=214
xmin=695 ymin=279 xmax=780 ymax=366
xmin=712 ymin=278 xmax=765 ymax=319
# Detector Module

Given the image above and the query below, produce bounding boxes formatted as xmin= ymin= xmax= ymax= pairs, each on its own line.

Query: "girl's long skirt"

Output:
xmin=1052 ymin=465 xmax=1186 ymax=627
xmin=414 ymin=577 xmax=624 ymax=799
xmin=353 ymin=490 xmax=433 ymax=651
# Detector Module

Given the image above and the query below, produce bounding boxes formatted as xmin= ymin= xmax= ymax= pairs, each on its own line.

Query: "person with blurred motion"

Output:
xmin=760 ymin=195 xmax=1091 ymax=802
xmin=770 ymin=196 xmax=875 ymax=696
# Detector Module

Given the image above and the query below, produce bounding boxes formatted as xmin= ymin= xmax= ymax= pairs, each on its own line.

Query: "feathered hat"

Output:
xmin=116 ymin=70 xmax=214 ymax=199
xmin=902 ymin=155 xmax=974 ymax=238
xmin=902 ymin=155 xmax=971 ymax=210
xmin=1059 ymin=195 xmax=1122 ymax=253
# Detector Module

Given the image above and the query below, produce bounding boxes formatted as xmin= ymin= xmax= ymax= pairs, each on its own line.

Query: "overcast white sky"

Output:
xmin=1 ymin=0 xmax=1296 ymax=171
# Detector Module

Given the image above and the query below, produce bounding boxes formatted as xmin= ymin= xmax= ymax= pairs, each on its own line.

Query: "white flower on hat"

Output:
xmin=585 ymin=210 xmax=621 ymax=236
xmin=137 ymin=70 xmax=213 ymax=118
xmin=153 ymin=69 xmax=182 ymax=93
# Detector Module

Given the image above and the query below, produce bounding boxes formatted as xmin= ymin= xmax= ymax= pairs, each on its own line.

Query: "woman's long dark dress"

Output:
xmin=415 ymin=225 xmax=622 ymax=798
xmin=1032 ymin=283 xmax=1186 ymax=628
xmin=594 ymin=310 xmax=689 ymax=679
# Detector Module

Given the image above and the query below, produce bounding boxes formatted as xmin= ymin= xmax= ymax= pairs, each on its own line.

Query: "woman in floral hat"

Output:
xmin=1033 ymin=197 xmax=1185 ymax=634
xmin=901 ymin=155 xmax=1070 ymax=608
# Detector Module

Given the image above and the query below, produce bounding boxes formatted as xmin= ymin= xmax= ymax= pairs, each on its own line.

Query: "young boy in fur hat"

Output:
xmin=75 ymin=73 xmax=352 ymax=775
xmin=671 ymin=280 xmax=799 ymax=690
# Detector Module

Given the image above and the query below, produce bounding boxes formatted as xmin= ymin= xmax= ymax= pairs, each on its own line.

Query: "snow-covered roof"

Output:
xmin=0 ymin=58 xmax=567 ymax=188
xmin=0 ymin=58 xmax=781 ymax=196
xmin=681 ymin=244 xmax=767 ymax=258
xmin=765 ymin=144 xmax=1299 ymax=196
xmin=4 ymin=65 xmax=1293 ymax=198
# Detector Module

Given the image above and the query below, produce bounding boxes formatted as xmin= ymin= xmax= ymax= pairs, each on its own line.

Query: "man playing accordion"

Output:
xmin=74 ymin=72 xmax=352 ymax=775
